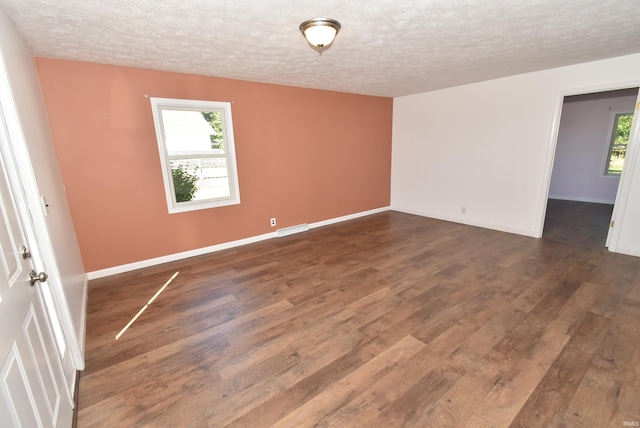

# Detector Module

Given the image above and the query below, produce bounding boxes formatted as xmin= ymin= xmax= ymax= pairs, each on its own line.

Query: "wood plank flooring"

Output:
xmin=78 ymin=200 xmax=640 ymax=427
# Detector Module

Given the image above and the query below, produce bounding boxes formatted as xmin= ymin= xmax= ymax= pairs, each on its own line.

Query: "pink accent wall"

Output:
xmin=35 ymin=59 xmax=392 ymax=272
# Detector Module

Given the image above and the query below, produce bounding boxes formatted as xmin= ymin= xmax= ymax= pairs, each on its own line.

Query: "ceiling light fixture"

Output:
xmin=299 ymin=18 xmax=341 ymax=54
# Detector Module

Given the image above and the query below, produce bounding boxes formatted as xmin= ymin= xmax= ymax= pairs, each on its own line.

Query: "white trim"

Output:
xmin=308 ymin=207 xmax=390 ymax=229
xmin=537 ymin=80 xmax=640 ymax=242
xmin=391 ymin=205 xmax=537 ymax=238
xmin=87 ymin=232 xmax=275 ymax=279
xmin=535 ymin=91 xmax=566 ymax=238
xmin=616 ymin=245 xmax=640 ymax=258
xmin=556 ymin=80 xmax=640 ymax=99
xmin=150 ymin=97 xmax=241 ymax=214
xmin=76 ymin=277 xmax=88 ymax=359
xmin=548 ymin=195 xmax=615 ymax=205
xmin=87 ymin=206 xmax=391 ymax=279
xmin=608 ymin=90 xmax=640 ymax=252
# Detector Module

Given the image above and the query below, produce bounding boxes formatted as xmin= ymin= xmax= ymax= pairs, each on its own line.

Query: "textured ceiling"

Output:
xmin=1 ymin=0 xmax=640 ymax=97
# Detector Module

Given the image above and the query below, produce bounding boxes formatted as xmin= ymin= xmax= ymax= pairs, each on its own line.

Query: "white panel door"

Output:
xmin=0 ymin=125 xmax=72 ymax=425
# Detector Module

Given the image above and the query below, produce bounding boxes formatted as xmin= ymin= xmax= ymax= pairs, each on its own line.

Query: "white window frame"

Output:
xmin=603 ymin=111 xmax=633 ymax=176
xmin=150 ymin=97 xmax=240 ymax=213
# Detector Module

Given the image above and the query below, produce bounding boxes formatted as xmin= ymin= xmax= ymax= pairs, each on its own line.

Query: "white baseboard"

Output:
xmin=548 ymin=195 xmax=615 ymax=205
xmin=614 ymin=245 xmax=640 ymax=258
xmin=86 ymin=232 xmax=276 ymax=279
xmin=77 ymin=275 xmax=88 ymax=363
xmin=87 ymin=206 xmax=391 ymax=280
xmin=309 ymin=206 xmax=390 ymax=229
xmin=391 ymin=205 xmax=538 ymax=238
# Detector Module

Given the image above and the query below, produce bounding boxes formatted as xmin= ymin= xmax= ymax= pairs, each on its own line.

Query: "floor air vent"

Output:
xmin=276 ymin=223 xmax=310 ymax=238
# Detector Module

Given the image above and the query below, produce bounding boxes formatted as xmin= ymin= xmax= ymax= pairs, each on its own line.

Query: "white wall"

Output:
xmin=392 ymin=53 xmax=640 ymax=256
xmin=0 ymin=9 xmax=87 ymax=356
xmin=549 ymin=92 xmax=637 ymax=204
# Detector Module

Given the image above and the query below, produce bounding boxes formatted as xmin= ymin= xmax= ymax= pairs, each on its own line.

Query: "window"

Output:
xmin=151 ymin=98 xmax=240 ymax=213
xmin=604 ymin=112 xmax=633 ymax=176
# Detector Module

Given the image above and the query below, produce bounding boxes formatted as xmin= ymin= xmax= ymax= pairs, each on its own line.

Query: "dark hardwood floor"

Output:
xmin=78 ymin=200 xmax=640 ymax=427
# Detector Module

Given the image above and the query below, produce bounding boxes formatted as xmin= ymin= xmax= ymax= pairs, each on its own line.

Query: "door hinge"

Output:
xmin=610 ymin=220 xmax=615 ymax=228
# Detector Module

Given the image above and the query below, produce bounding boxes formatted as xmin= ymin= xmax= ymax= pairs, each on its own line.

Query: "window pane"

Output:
xmin=170 ymin=158 xmax=230 ymax=203
xmin=607 ymin=145 xmax=626 ymax=175
xmin=151 ymin=97 xmax=240 ymax=213
xmin=606 ymin=113 xmax=632 ymax=175
xmin=161 ymin=109 xmax=225 ymax=155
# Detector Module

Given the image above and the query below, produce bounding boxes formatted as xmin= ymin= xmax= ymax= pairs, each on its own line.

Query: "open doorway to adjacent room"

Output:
xmin=544 ymin=87 xmax=639 ymax=246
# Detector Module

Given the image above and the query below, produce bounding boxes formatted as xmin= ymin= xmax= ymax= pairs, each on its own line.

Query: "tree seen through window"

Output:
xmin=606 ymin=113 xmax=633 ymax=175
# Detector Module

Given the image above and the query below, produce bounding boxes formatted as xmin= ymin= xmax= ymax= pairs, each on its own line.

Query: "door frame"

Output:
xmin=0 ymin=49 xmax=84 ymax=373
xmin=607 ymin=90 xmax=640 ymax=251
xmin=538 ymin=80 xmax=640 ymax=250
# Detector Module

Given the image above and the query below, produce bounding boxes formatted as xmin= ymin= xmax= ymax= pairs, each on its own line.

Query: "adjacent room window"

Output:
xmin=604 ymin=112 xmax=633 ymax=175
xmin=151 ymin=97 xmax=240 ymax=213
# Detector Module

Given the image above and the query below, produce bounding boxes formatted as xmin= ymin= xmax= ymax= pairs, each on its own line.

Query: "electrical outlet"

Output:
xmin=270 ymin=218 xmax=276 ymax=227
xmin=461 ymin=207 xmax=466 ymax=214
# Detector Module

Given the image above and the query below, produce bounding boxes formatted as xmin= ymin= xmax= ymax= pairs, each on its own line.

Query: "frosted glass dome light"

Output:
xmin=299 ymin=18 xmax=341 ymax=54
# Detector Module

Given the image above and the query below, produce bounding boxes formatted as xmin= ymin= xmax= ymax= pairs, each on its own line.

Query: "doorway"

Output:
xmin=545 ymin=87 xmax=639 ymax=245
